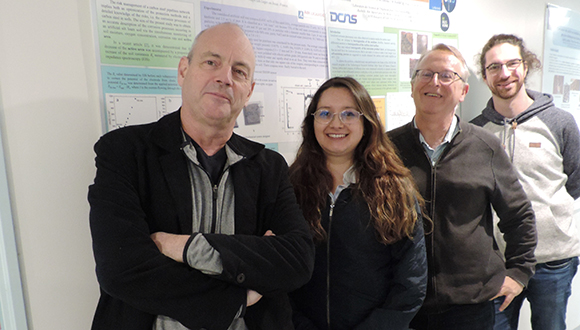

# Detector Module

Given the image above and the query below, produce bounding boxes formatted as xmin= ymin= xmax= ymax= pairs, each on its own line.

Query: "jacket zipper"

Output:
xmin=193 ymin=162 xmax=224 ymax=233
xmin=326 ymin=202 xmax=335 ymax=329
xmin=429 ymin=160 xmax=437 ymax=307
xmin=210 ymin=168 xmax=229 ymax=233
xmin=211 ymin=184 xmax=218 ymax=233
xmin=423 ymin=130 xmax=457 ymax=309
xmin=420 ymin=143 xmax=439 ymax=308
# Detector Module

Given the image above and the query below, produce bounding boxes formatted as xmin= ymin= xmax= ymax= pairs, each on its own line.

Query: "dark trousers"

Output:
xmin=410 ymin=301 xmax=495 ymax=330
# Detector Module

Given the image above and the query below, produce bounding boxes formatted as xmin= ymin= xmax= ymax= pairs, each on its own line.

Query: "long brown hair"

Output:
xmin=289 ymin=77 xmax=423 ymax=244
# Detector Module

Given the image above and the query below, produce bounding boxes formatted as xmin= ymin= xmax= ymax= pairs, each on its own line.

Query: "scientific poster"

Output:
xmin=542 ymin=4 xmax=580 ymax=125
xmin=92 ymin=0 xmax=326 ymax=159
xmin=93 ymin=0 xmax=192 ymax=130
xmin=197 ymin=1 xmax=327 ymax=156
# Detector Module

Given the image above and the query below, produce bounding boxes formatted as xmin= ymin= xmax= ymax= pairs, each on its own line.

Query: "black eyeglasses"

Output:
xmin=312 ymin=109 xmax=363 ymax=125
xmin=414 ymin=69 xmax=464 ymax=85
xmin=485 ymin=59 xmax=524 ymax=76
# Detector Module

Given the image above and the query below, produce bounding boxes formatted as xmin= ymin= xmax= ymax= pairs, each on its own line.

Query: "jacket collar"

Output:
xmin=409 ymin=114 xmax=467 ymax=146
xmin=149 ymin=109 xmax=266 ymax=234
xmin=149 ymin=108 xmax=265 ymax=159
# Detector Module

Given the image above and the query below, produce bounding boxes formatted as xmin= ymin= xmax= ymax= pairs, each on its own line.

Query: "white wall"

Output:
xmin=0 ymin=0 xmax=579 ymax=329
xmin=0 ymin=1 xmax=101 ymax=329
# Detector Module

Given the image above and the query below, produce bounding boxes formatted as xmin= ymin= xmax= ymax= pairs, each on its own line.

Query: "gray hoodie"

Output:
xmin=472 ymin=89 xmax=580 ymax=263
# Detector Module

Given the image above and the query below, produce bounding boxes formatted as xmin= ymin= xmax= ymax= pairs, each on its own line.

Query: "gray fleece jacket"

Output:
xmin=471 ymin=89 xmax=580 ymax=263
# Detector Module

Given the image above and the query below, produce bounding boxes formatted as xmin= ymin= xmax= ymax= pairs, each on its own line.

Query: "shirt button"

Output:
xmin=236 ymin=273 xmax=246 ymax=283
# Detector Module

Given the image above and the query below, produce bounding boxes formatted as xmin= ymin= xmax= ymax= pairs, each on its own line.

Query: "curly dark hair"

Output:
xmin=289 ymin=77 xmax=423 ymax=245
xmin=477 ymin=34 xmax=541 ymax=81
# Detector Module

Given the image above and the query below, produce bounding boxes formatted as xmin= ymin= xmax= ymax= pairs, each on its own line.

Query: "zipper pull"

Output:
xmin=329 ymin=203 xmax=335 ymax=218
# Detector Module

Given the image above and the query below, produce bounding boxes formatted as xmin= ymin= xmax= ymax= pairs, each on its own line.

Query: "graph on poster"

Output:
xmin=278 ymin=76 xmax=324 ymax=134
xmin=106 ymin=94 xmax=181 ymax=129
xmin=282 ymin=87 xmax=318 ymax=132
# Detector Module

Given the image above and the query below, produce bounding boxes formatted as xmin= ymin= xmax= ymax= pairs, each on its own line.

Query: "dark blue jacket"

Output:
xmin=291 ymin=188 xmax=427 ymax=329
xmin=88 ymin=110 xmax=314 ymax=330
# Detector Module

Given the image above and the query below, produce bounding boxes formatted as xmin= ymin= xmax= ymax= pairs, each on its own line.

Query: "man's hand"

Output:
xmin=490 ymin=276 xmax=524 ymax=311
xmin=150 ymin=232 xmax=190 ymax=263
xmin=247 ymin=290 xmax=262 ymax=307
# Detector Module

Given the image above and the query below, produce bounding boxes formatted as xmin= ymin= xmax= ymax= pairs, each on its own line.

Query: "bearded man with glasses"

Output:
xmin=388 ymin=43 xmax=537 ymax=330
xmin=472 ymin=34 xmax=580 ymax=330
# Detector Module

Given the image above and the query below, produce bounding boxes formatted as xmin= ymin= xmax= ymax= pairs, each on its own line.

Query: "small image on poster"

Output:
xmin=444 ymin=0 xmax=457 ymax=12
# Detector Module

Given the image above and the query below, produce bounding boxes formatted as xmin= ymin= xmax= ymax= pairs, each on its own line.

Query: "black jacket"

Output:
xmin=388 ymin=119 xmax=536 ymax=312
xmin=291 ymin=188 xmax=427 ymax=329
xmin=88 ymin=110 xmax=315 ymax=329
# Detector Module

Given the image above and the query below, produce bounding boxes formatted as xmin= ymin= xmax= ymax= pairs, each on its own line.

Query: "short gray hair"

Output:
xmin=412 ymin=43 xmax=470 ymax=83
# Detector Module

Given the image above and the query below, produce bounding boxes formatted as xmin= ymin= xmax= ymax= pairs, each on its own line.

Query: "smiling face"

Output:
xmin=178 ymin=24 xmax=255 ymax=130
xmin=411 ymin=50 xmax=469 ymax=120
xmin=314 ymin=87 xmax=364 ymax=163
xmin=483 ymin=43 xmax=527 ymax=100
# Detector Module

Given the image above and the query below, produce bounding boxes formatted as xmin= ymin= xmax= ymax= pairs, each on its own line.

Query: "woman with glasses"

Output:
xmin=289 ymin=77 xmax=428 ymax=329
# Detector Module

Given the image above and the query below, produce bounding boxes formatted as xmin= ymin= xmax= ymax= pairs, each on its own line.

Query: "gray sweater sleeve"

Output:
xmin=184 ymin=233 xmax=223 ymax=275
xmin=539 ymin=108 xmax=580 ymax=199
xmin=560 ymin=116 xmax=580 ymax=199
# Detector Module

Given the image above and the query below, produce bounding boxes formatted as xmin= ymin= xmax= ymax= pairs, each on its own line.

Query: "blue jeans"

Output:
xmin=494 ymin=257 xmax=579 ymax=330
xmin=410 ymin=301 xmax=495 ymax=330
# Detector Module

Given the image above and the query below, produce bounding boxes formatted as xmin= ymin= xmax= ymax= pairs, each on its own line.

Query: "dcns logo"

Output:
xmin=330 ymin=12 xmax=357 ymax=24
